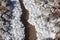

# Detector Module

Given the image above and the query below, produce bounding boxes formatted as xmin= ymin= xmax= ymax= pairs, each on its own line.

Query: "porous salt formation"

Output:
xmin=0 ymin=0 xmax=25 ymax=40
xmin=23 ymin=0 xmax=60 ymax=40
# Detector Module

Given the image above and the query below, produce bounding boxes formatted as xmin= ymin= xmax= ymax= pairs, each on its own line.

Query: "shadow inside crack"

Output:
xmin=19 ymin=0 xmax=37 ymax=40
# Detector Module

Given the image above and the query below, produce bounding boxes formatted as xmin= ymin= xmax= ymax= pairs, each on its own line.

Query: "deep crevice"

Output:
xmin=19 ymin=0 xmax=37 ymax=40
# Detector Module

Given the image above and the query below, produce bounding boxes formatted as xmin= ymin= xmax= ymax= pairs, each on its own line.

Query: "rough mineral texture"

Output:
xmin=0 ymin=0 xmax=60 ymax=40
xmin=23 ymin=0 xmax=60 ymax=40
xmin=0 ymin=0 xmax=25 ymax=40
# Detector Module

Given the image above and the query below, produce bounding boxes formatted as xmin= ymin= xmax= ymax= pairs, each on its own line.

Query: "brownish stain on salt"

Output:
xmin=54 ymin=32 xmax=60 ymax=40
xmin=52 ymin=9 xmax=60 ymax=18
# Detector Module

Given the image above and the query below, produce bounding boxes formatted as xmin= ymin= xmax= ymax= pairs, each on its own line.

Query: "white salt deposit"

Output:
xmin=10 ymin=0 xmax=25 ymax=40
xmin=23 ymin=0 xmax=57 ymax=40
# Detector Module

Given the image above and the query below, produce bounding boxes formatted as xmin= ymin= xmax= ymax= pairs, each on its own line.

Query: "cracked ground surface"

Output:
xmin=0 ymin=0 xmax=36 ymax=40
xmin=0 ymin=0 xmax=60 ymax=40
xmin=19 ymin=0 xmax=37 ymax=40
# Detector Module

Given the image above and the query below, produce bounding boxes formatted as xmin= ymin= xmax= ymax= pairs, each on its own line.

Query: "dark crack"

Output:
xmin=19 ymin=0 xmax=37 ymax=40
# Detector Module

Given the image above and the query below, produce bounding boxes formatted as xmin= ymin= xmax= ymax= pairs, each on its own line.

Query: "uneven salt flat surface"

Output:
xmin=1 ymin=0 xmax=25 ymax=40
xmin=23 ymin=0 xmax=58 ymax=40
xmin=10 ymin=0 xmax=25 ymax=40
xmin=11 ymin=0 xmax=25 ymax=40
xmin=1 ymin=0 xmax=60 ymax=40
